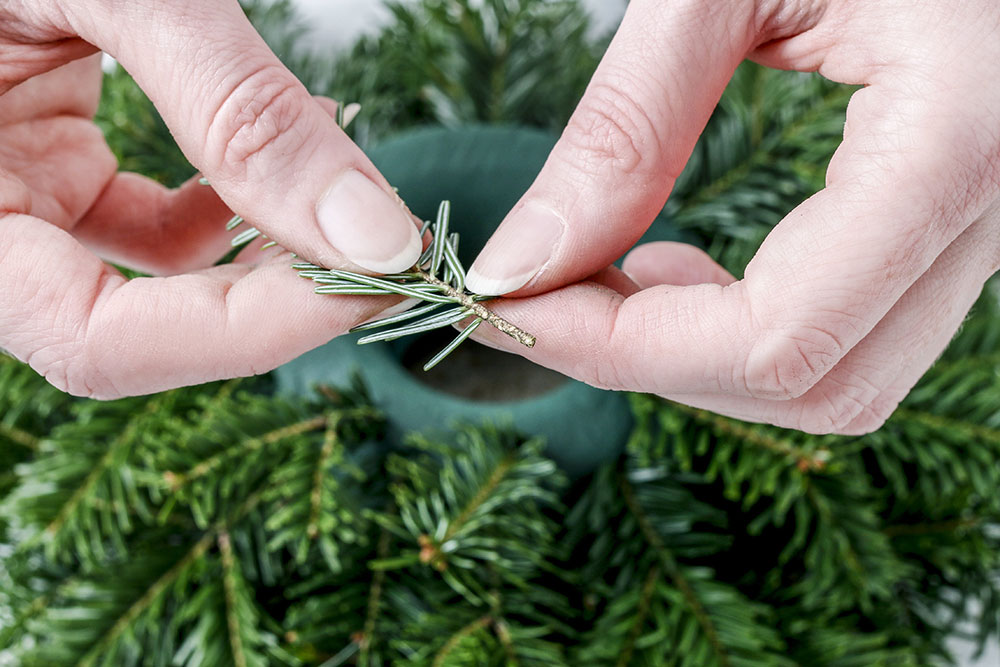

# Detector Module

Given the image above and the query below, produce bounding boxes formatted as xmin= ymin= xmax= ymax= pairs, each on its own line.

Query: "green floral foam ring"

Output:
xmin=276 ymin=125 xmax=687 ymax=475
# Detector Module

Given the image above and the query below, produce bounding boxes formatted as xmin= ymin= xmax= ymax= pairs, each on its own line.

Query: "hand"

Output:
xmin=0 ymin=1 xmax=423 ymax=398
xmin=464 ymin=0 xmax=1000 ymax=434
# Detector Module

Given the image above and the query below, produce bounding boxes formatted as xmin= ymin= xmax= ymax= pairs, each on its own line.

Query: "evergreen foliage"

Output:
xmin=4 ymin=0 xmax=1000 ymax=664
xmin=315 ymin=0 xmax=602 ymax=147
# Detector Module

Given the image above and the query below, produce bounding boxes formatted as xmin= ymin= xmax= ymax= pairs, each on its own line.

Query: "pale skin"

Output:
xmin=463 ymin=0 xmax=1000 ymax=435
xmin=2 ymin=1 xmax=999 ymax=435
xmin=0 ymin=0 xmax=425 ymax=398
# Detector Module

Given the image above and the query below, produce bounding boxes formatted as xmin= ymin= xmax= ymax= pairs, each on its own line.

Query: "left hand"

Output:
xmin=0 ymin=0 xmax=423 ymax=399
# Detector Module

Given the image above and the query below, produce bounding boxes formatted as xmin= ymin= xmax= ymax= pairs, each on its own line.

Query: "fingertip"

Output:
xmin=622 ymin=242 xmax=736 ymax=288
xmin=465 ymin=202 xmax=565 ymax=296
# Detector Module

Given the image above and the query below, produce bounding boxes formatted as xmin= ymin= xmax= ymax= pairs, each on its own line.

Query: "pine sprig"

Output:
xmin=204 ymin=111 xmax=535 ymax=371
xmin=295 ymin=199 xmax=536 ymax=370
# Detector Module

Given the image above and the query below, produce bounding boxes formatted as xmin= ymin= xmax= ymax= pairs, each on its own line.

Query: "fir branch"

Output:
xmin=617 ymin=565 xmax=662 ymax=667
xmin=44 ymin=397 xmax=160 ymax=541
xmin=679 ymin=81 xmax=852 ymax=212
xmin=78 ymin=490 xmax=267 ymax=667
xmin=299 ymin=200 xmax=535 ymax=370
xmin=673 ymin=402 xmax=832 ymax=472
xmin=432 ymin=615 xmax=494 ymax=667
xmin=0 ymin=421 xmax=41 ymax=450
xmin=619 ymin=470 xmax=730 ymax=667
xmin=164 ymin=414 xmax=330 ymax=489
xmin=890 ymin=407 xmax=1000 ymax=445
xmin=308 ymin=415 xmax=343 ymax=540
xmin=418 ymin=450 xmax=517 ymax=571
xmin=77 ymin=530 xmax=215 ymax=667
xmin=0 ymin=584 xmax=66 ymax=648
xmin=219 ymin=530 xmax=250 ymax=667
xmin=808 ymin=485 xmax=862 ymax=578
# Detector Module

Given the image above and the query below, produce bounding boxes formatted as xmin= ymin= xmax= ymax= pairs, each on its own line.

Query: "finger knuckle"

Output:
xmin=559 ymin=82 xmax=663 ymax=180
xmin=588 ymin=355 xmax=628 ymax=392
xmin=797 ymin=387 xmax=870 ymax=435
xmin=837 ymin=399 xmax=896 ymax=435
xmin=744 ymin=324 xmax=846 ymax=399
xmin=30 ymin=344 xmax=121 ymax=401
xmin=204 ymin=65 xmax=311 ymax=177
xmin=575 ymin=298 xmax=634 ymax=391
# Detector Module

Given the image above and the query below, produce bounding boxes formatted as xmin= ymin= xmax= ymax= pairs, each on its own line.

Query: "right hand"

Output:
xmin=463 ymin=0 xmax=1000 ymax=435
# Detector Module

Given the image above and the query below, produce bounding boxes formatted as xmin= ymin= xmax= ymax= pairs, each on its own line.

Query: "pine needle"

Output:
xmin=297 ymin=200 xmax=535 ymax=369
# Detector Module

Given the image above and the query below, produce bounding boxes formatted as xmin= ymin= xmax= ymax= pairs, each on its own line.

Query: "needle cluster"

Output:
xmin=294 ymin=200 xmax=536 ymax=371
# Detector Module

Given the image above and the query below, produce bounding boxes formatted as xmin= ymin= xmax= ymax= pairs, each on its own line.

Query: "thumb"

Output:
xmin=466 ymin=0 xmax=763 ymax=295
xmin=66 ymin=0 xmax=421 ymax=274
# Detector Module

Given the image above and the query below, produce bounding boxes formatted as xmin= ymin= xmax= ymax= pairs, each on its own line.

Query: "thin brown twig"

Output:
xmin=883 ymin=517 xmax=982 ymax=538
xmin=417 ymin=268 xmax=535 ymax=348
xmin=432 ymin=615 xmax=493 ymax=667
xmin=619 ymin=471 xmax=730 ymax=667
xmin=617 ymin=565 xmax=661 ymax=667
xmin=218 ymin=530 xmax=249 ymax=667
xmin=164 ymin=415 xmax=330 ymax=490
xmin=308 ymin=415 xmax=342 ymax=539
xmin=672 ymin=402 xmax=831 ymax=472
xmin=358 ymin=519 xmax=393 ymax=664
xmin=0 ymin=423 xmax=41 ymax=450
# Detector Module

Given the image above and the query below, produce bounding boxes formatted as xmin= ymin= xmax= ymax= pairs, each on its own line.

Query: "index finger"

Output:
xmin=0 ymin=213 xmax=395 ymax=398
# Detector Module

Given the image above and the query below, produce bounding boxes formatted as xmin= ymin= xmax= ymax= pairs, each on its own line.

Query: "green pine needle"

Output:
xmin=295 ymin=200 xmax=536 ymax=368
xmin=423 ymin=318 xmax=483 ymax=371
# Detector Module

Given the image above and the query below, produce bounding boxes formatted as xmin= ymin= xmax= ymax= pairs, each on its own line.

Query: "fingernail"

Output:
xmin=341 ymin=103 xmax=362 ymax=128
xmin=316 ymin=169 xmax=422 ymax=273
xmin=465 ymin=202 xmax=564 ymax=295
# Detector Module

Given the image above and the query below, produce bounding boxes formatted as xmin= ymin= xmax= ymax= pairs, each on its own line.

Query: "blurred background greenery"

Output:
xmin=2 ymin=1 xmax=1000 ymax=665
